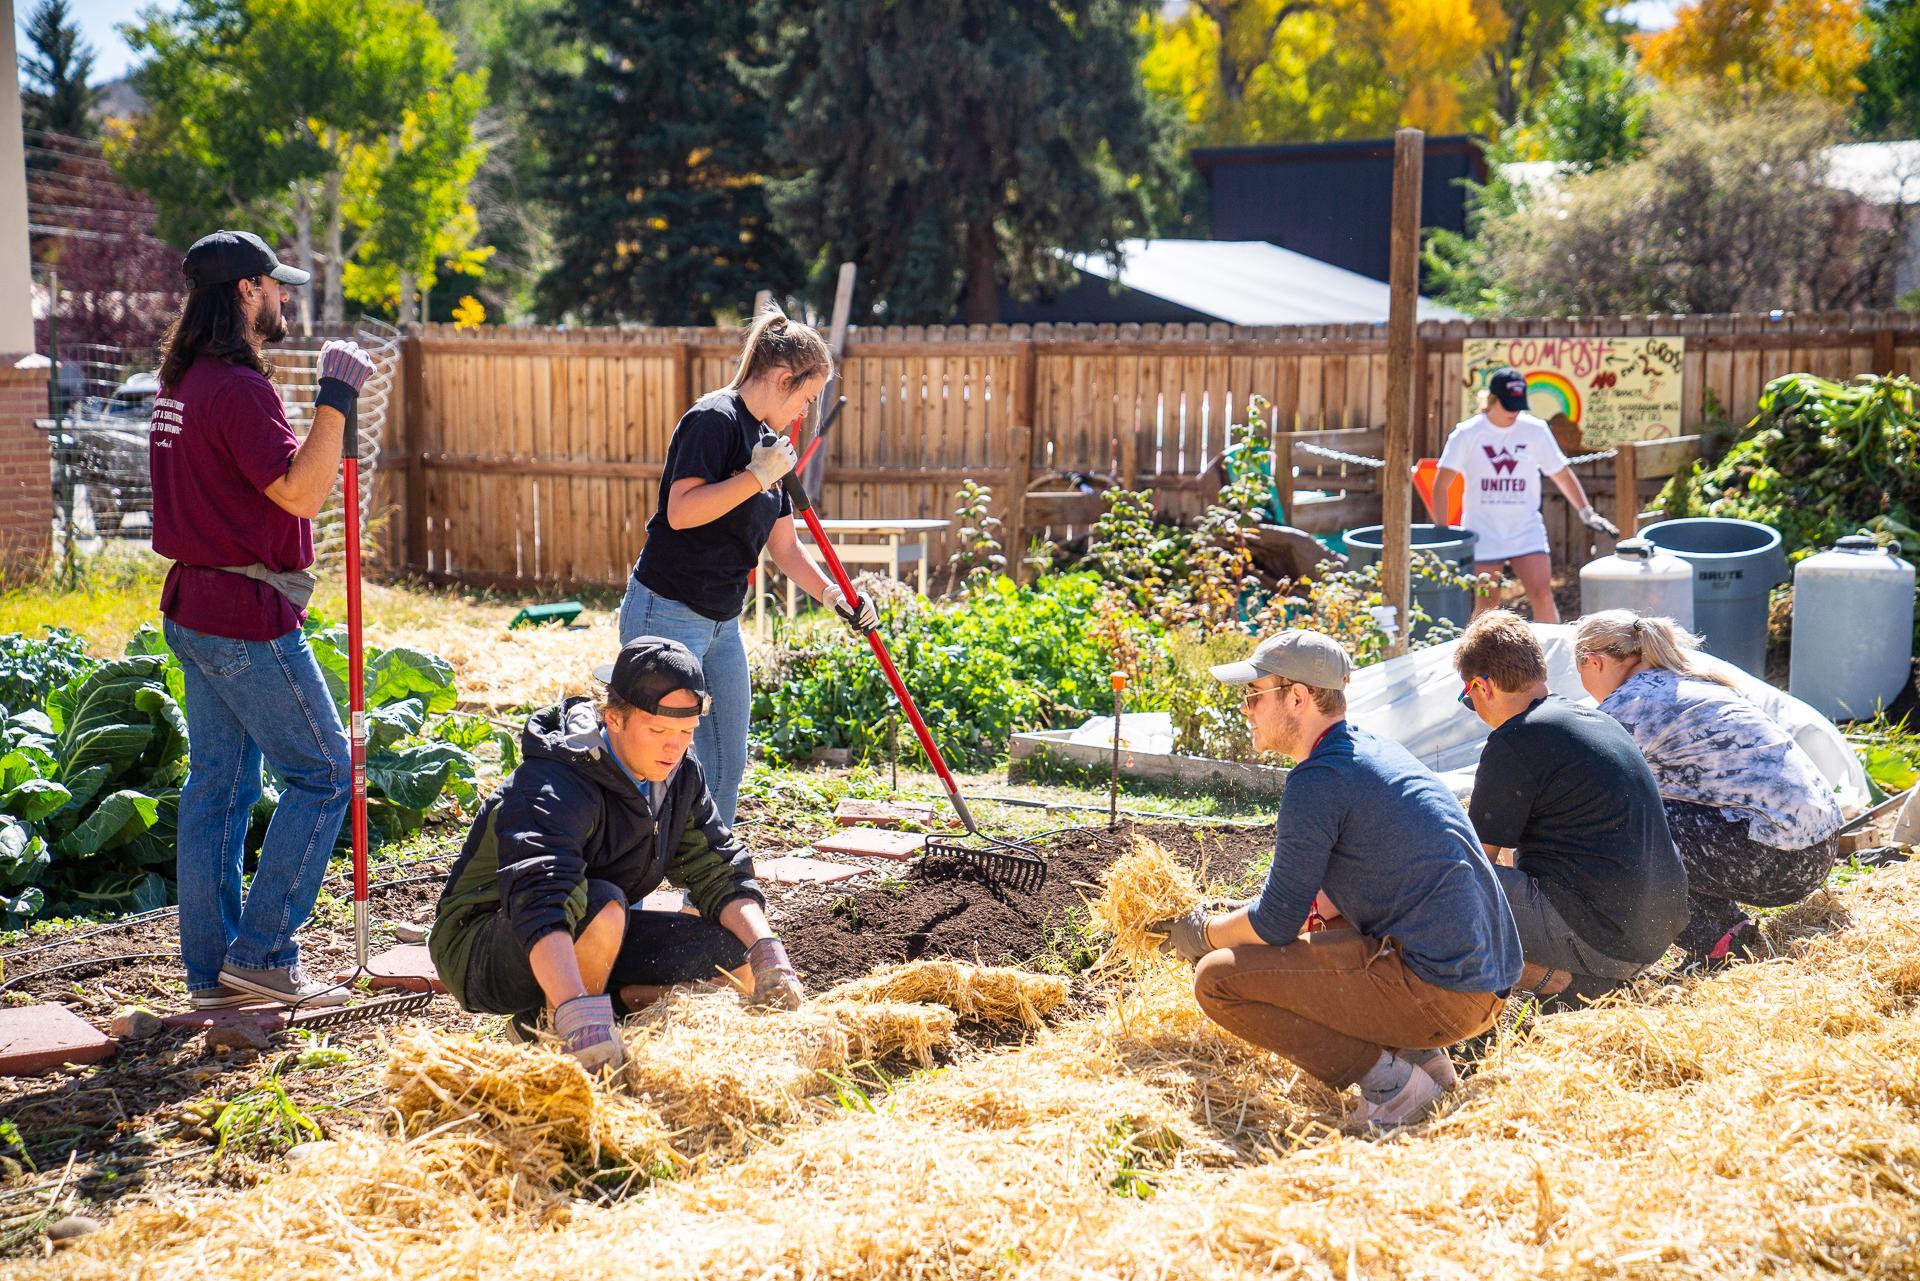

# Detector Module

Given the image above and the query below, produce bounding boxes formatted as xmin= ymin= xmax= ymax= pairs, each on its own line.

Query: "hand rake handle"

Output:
xmin=784 ymin=469 xmax=978 ymax=837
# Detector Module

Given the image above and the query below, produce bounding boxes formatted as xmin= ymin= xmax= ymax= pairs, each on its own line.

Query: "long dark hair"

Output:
xmin=158 ymin=279 xmax=272 ymax=387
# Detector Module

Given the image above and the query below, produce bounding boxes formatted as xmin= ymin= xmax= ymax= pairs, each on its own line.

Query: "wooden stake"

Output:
xmin=1382 ymin=128 xmax=1424 ymax=658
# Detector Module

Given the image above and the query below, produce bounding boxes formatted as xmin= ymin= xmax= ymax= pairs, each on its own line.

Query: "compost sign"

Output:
xmin=1460 ymin=336 xmax=1685 ymax=449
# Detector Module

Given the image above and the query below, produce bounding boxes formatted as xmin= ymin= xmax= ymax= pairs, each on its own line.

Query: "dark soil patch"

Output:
xmin=774 ymin=820 xmax=1271 ymax=990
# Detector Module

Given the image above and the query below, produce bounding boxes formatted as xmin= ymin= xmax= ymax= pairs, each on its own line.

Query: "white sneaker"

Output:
xmin=1349 ymin=1059 xmax=1447 ymax=1129
xmin=1400 ymin=1046 xmax=1458 ymax=1091
xmin=190 ymin=983 xmax=255 ymax=1010
xmin=218 ymin=963 xmax=350 ymax=1008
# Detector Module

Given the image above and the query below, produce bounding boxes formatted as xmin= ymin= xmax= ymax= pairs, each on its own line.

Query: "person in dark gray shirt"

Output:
xmin=1455 ymin=611 xmax=1689 ymax=1005
xmin=1150 ymin=630 xmax=1523 ymax=1130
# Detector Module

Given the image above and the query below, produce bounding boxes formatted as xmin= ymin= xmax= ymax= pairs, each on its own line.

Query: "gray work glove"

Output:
xmin=551 ymin=993 xmax=626 ymax=1073
xmin=316 ymin=339 xmax=376 ymax=415
xmin=1578 ymin=505 xmax=1620 ymax=538
xmin=824 ymin=583 xmax=879 ymax=634
xmin=746 ymin=428 xmax=797 ymax=491
xmin=745 ymin=937 xmax=805 ymax=1010
xmin=1148 ymin=906 xmax=1215 ymax=965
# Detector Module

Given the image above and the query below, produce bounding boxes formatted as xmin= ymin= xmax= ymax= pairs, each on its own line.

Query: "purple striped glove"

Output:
xmin=316 ymin=339 xmax=374 ymax=416
xmin=552 ymin=994 xmax=626 ymax=1073
xmin=745 ymin=937 xmax=804 ymax=1010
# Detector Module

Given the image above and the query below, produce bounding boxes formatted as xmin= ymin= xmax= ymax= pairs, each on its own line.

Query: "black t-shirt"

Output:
xmin=1470 ymin=696 xmax=1689 ymax=964
xmin=634 ymin=389 xmax=793 ymax=621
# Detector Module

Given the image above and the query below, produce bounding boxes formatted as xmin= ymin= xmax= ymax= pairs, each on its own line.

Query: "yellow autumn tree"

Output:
xmin=1142 ymin=0 xmax=1508 ymax=144
xmin=1637 ymin=0 xmax=1871 ymax=105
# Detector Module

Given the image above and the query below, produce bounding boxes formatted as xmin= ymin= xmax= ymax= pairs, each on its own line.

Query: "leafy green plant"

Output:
xmin=752 ymin=574 xmax=1148 ymax=769
xmin=947 ymin=479 xmax=1005 ymax=587
xmin=0 ymin=628 xmax=96 ymax=716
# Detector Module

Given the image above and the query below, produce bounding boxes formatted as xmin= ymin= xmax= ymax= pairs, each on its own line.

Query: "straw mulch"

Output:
xmin=1087 ymin=836 xmax=1205 ymax=962
xmin=26 ymin=866 xmax=1920 ymax=1280
xmin=367 ymin=608 xmax=617 ymax=711
xmin=821 ymin=958 xmax=1071 ymax=1028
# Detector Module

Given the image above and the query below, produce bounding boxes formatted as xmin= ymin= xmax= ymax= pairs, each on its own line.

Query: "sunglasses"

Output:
xmin=1241 ymin=679 xmax=1294 ymax=708
xmin=1458 ymin=676 xmax=1483 ymax=709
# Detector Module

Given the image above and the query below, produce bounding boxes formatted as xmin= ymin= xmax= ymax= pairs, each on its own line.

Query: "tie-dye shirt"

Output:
xmin=1598 ymin=668 xmax=1844 ymax=851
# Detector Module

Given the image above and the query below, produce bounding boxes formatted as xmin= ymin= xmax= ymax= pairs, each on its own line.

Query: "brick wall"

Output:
xmin=0 ymin=356 xmax=49 ymax=575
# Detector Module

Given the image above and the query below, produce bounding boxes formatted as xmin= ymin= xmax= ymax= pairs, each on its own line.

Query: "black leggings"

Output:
xmin=460 ymin=879 xmax=748 ymax=1015
xmin=1664 ymin=801 xmax=1837 ymax=956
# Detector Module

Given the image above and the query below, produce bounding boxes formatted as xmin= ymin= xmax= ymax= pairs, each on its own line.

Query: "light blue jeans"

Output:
xmin=165 ymin=620 xmax=351 ymax=994
xmin=617 ymin=580 xmax=751 ymax=826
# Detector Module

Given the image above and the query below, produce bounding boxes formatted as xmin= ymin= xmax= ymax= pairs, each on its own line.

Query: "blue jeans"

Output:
xmin=618 ymin=579 xmax=750 ymax=826
xmin=164 ymin=619 xmax=351 ymax=993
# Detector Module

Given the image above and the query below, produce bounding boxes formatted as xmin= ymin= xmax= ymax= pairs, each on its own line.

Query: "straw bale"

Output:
xmin=22 ymin=863 xmax=1920 ymax=1281
xmin=820 ymin=959 xmax=1070 ymax=1028
xmin=1086 ymin=836 xmax=1204 ymax=962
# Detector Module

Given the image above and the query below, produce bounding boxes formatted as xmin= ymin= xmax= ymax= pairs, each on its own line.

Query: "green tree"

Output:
xmin=110 ymin=0 xmax=488 ymax=326
xmin=529 ymin=1 xmax=799 ymax=325
xmin=1856 ymin=0 xmax=1920 ymax=137
xmin=20 ymin=0 xmax=102 ymax=141
xmin=758 ymin=0 xmax=1179 ymax=324
xmin=1479 ymin=0 xmax=1602 ymax=127
xmin=1526 ymin=30 xmax=1651 ymax=168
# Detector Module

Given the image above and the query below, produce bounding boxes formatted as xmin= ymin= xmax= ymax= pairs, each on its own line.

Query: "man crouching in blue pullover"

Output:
xmin=1151 ymin=630 xmax=1523 ymax=1128
xmin=430 ymin=636 xmax=803 ymax=1073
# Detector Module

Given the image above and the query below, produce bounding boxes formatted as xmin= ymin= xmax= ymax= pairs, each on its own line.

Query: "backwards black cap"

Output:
xmin=592 ymin=636 xmax=710 ymax=718
xmin=182 ymin=230 xmax=312 ymax=289
xmin=1487 ymin=366 xmax=1529 ymax=412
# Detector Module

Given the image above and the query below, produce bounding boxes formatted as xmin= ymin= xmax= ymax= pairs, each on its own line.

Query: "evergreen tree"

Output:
xmin=757 ymin=0 xmax=1180 ymax=325
xmin=20 ymin=0 xmax=101 ymax=141
xmin=531 ymin=1 xmax=800 ymax=325
xmin=1856 ymin=0 xmax=1920 ymax=137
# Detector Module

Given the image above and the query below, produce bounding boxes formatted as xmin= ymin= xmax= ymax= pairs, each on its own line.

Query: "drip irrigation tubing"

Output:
xmin=975 ymin=795 xmax=1273 ymax=827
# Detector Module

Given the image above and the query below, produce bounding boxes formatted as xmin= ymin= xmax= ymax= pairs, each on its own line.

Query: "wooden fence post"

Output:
xmin=1381 ymin=127 xmax=1424 ymax=658
xmin=1272 ymin=428 xmax=1295 ymax=529
xmin=670 ymin=342 xmax=691 ymax=415
xmin=1005 ymin=425 xmax=1032 ymax=584
xmin=1613 ymin=440 xmax=1640 ymax=537
xmin=401 ymin=333 xmax=427 ymax=574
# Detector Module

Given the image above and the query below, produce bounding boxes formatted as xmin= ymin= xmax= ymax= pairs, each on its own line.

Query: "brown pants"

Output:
xmin=1193 ymin=928 xmax=1505 ymax=1088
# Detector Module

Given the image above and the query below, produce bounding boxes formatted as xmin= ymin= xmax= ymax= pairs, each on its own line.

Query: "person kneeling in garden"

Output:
xmin=428 ymin=637 xmax=804 ymax=1072
xmin=1153 ymin=631 xmax=1524 ymax=1129
xmin=1455 ymin=611 xmax=1689 ymax=1003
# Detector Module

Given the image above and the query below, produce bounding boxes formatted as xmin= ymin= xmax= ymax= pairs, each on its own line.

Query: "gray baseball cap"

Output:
xmin=1210 ymin=630 xmax=1353 ymax=689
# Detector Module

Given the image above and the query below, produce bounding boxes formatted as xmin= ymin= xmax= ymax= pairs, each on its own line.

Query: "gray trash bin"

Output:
xmin=1342 ymin=524 xmax=1479 ymax=637
xmin=1638 ymin=517 xmax=1788 ymax=676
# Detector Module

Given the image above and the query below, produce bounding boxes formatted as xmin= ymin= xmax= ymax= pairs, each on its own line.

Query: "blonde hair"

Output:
xmin=1572 ymin=610 xmax=1738 ymax=687
xmin=1454 ymin=609 xmax=1548 ymax=692
xmin=728 ymin=305 xmax=832 ymax=392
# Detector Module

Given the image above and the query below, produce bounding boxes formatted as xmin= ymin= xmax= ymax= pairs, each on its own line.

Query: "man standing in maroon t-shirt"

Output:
xmin=151 ymin=230 xmax=374 ymax=1009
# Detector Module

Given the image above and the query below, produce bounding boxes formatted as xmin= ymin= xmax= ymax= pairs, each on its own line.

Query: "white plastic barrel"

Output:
xmin=1788 ymin=535 xmax=1915 ymax=720
xmin=1579 ymin=538 xmax=1695 ymax=627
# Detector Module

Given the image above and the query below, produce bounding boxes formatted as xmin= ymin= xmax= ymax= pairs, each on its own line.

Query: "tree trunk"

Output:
xmin=292 ymin=183 xmax=315 ymax=335
xmin=961 ymin=218 xmax=999 ymax=325
xmin=398 ymin=269 xmax=417 ymax=326
xmin=322 ymin=169 xmax=345 ymax=326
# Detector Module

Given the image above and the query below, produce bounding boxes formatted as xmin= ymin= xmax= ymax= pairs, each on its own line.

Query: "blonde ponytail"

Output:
xmin=1572 ymin=610 xmax=1738 ymax=687
xmin=727 ymin=304 xmax=832 ymax=393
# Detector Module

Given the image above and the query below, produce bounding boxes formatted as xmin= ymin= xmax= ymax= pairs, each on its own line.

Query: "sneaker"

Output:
xmin=218 ymin=962 xmax=350 ymax=1008
xmin=1399 ymin=1046 xmax=1458 ymax=1091
xmin=1684 ymin=918 xmax=1764 ymax=974
xmin=191 ymin=983 xmax=256 ymax=1011
xmin=503 ymin=1008 xmax=543 ymax=1045
xmin=1348 ymin=1059 xmax=1447 ymax=1130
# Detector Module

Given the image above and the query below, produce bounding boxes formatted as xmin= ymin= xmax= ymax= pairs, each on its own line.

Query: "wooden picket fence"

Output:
xmin=382 ymin=309 xmax=1920 ymax=590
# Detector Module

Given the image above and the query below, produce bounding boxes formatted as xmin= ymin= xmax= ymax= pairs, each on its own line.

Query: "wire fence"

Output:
xmin=39 ymin=319 xmax=402 ymax=565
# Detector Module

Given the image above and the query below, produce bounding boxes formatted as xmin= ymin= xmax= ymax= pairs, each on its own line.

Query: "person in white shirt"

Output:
xmin=1430 ymin=367 xmax=1617 ymax=623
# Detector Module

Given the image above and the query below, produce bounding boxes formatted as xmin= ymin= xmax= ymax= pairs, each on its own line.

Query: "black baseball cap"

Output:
xmin=592 ymin=637 xmax=710 ymax=718
xmin=182 ymin=230 xmax=312 ymax=289
xmin=1488 ymin=367 xmax=1529 ymax=412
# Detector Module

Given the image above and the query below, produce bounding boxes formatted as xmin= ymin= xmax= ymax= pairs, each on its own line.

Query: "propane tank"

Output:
xmin=1579 ymin=538 xmax=1696 ymax=627
xmin=1789 ymin=535 xmax=1916 ymax=720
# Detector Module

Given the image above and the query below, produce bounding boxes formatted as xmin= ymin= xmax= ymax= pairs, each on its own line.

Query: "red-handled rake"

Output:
xmin=780 ymin=466 xmax=1046 ymax=890
xmin=330 ymin=401 xmax=432 ymax=1022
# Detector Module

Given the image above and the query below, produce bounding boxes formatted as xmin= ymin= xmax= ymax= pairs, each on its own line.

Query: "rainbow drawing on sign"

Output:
xmin=1525 ymin=370 xmax=1581 ymax=424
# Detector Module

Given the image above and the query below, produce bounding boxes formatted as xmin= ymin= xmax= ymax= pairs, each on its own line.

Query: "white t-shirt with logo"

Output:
xmin=1437 ymin=412 xmax=1569 ymax=561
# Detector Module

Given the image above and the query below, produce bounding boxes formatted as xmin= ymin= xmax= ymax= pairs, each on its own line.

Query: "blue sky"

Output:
xmin=74 ymin=0 xmax=1682 ymax=86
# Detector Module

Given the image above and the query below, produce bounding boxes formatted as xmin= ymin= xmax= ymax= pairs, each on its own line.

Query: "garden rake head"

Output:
xmin=922 ymin=793 xmax=1048 ymax=892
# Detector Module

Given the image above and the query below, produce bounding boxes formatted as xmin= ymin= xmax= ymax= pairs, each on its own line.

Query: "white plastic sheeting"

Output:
xmin=1345 ymin=623 xmax=1872 ymax=811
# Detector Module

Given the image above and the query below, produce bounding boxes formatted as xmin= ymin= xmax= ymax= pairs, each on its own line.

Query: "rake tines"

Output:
xmin=925 ymin=835 xmax=1048 ymax=892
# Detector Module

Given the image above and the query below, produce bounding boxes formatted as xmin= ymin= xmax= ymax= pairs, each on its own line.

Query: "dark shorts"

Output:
xmin=459 ymin=878 xmax=749 ymax=1015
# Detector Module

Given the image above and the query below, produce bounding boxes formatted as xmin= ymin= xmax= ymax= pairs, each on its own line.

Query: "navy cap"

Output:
xmin=1488 ymin=367 xmax=1529 ymax=412
xmin=182 ymin=230 xmax=311 ymax=289
xmin=592 ymin=637 xmax=710 ymax=718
